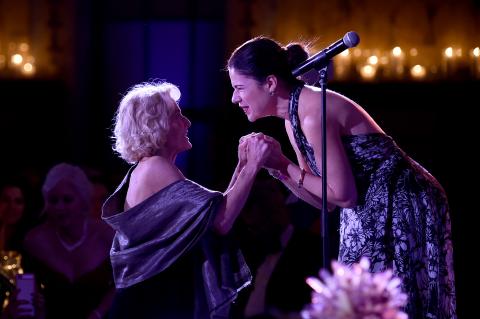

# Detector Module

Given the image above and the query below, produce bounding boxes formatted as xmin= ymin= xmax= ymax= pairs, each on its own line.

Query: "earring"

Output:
xmin=269 ymin=91 xmax=275 ymax=96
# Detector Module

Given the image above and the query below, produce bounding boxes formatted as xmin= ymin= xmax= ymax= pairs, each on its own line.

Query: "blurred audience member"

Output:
xmin=0 ymin=177 xmax=32 ymax=253
xmin=0 ymin=175 xmax=44 ymax=317
xmin=21 ymin=163 xmax=115 ymax=319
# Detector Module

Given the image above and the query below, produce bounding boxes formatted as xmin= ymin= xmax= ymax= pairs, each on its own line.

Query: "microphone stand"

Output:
xmin=317 ymin=65 xmax=330 ymax=269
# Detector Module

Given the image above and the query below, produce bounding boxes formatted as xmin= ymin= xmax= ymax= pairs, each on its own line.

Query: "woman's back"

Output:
xmin=125 ymin=157 xmax=184 ymax=210
xmin=299 ymin=86 xmax=385 ymax=137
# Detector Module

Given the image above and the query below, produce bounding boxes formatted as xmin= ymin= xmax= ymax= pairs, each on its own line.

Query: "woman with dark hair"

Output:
xmin=0 ymin=177 xmax=31 ymax=253
xmin=227 ymin=36 xmax=456 ymax=319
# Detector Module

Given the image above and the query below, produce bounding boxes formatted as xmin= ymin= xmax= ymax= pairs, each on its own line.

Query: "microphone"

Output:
xmin=292 ymin=31 xmax=360 ymax=77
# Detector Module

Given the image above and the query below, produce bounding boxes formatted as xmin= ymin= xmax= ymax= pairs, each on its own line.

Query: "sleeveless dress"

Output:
xmin=288 ymin=85 xmax=457 ymax=319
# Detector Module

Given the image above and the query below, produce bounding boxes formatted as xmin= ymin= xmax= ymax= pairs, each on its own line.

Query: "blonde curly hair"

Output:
xmin=112 ymin=81 xmax=181 ymax=163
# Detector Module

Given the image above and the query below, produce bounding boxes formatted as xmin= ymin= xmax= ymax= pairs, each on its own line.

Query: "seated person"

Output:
xmin=22 ymin=163 xmax=115 ymax=319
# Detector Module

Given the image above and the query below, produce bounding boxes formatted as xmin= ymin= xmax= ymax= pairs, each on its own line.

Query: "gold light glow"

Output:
xmin=367 ymin=55 xmax=378 ymax=65
xmin=472 ymin=47 xmax=480 ymax=58
xmin=444 ymin=47 xmax=453 ymax=58
xmin=11 ymin=54 xmax=23 ymax=65
xmin=410 ymin=65 xmax=426 ymax=79
xmin=360 ymin=65 xmax=376 ymax=80
xmin=392 ymin=47 xmax=403 ymax=57
xmin=22 ymin=62 xmax=35 ymax=75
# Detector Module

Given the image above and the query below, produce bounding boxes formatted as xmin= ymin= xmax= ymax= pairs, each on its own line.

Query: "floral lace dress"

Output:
xmin=288 ymin=85 xmax=457 ymax=319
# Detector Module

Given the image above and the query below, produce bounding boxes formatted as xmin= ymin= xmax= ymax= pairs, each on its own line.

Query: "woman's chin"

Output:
xmin=183 ymin=142 xmax=193 ymax=151
xmin=246 ymin=113 xmax=258 ymax=122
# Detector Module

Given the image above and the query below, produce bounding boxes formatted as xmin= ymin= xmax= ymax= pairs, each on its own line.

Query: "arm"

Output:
xmin=213 ymin=134 xmax=270 ymax=235
xmin=225 ymin=135 xmax=249 ymax=192
xmin=263 ymin=134 xmax=327 ymax=210
xmin=299 ymin=107 xmax=357 ymax=207
xmin=264 ymin=111 xmax=356 ymax=209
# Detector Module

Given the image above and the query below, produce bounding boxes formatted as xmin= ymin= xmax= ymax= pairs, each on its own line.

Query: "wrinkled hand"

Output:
xmin=237 ymin=133 xmax=257 ymax=166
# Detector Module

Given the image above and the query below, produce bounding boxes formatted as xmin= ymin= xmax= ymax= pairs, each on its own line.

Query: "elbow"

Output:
xmin=339 ymin=197 xmax=357 ymax=208
xmin=334 ymin=190 xmax=358 ymax=208
xmin=212 ymin=219 xmax=232 ymax=236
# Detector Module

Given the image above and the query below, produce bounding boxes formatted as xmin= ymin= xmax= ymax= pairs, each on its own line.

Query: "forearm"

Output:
xmin=213 ymin=164 xmax=258 ymax=235
xmin=269 ymin=160 xmax=336 ymax=211
xmin=226 ymin=161 xmax=244 ymax=192
xmin=269 ymin=165 xmax=323 ymax=210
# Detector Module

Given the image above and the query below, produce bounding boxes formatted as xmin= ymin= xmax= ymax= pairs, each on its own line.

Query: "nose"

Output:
xmin=184 ymin=116 xmax=191 ymax=128
xmin=231 ymin=90 xmax=240 ymax=104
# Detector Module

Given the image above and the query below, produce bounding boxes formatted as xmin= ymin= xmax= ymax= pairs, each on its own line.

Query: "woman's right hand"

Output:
xmin=243 ymin=133 xmax=271 ymax=170
xmin=258 ymin=134 xmax=289 ymax=171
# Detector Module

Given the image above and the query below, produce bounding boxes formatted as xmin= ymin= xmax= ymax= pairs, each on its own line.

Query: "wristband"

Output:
xmin=268 ymin=169 xmax=287 ymax=181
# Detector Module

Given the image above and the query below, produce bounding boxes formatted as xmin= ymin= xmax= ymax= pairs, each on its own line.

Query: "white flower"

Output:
xmin=301 ymin=258 xmax=408 ymax=319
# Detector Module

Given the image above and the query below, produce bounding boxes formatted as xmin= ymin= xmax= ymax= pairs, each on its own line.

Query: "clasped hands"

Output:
xmin=238 ymin=132 xmax=285 ymax=171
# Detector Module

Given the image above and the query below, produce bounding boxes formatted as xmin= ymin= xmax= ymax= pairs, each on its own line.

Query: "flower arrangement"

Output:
xmin=301 ymin=258 xmax=408 ymax=319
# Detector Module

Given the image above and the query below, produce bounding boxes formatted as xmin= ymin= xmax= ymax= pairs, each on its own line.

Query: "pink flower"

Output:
xmin=301 ymin=258 xmax=408 ymax=319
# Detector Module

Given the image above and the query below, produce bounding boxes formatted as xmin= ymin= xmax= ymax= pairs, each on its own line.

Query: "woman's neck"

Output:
xmin=142 ymin=152 xmax=176 ymax=165
xmin=274 ymin=84 xmax=302 ymax=120
xmin=55 ymin=219 xmax=89 ymax=252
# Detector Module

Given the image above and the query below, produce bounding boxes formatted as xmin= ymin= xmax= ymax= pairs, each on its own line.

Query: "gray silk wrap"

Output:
xmin=102 ymin=168 xmax=251 ymax=318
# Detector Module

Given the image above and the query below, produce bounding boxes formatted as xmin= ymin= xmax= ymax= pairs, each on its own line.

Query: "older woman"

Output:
xmin=23 ymin=163 xmax=115 ymax=319
xmin=102 ymin=81 xmax=271 ymax=319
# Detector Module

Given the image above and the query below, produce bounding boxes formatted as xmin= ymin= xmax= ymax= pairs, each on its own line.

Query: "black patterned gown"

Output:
xmin=288 ymin=85 xmax=457 ymax=319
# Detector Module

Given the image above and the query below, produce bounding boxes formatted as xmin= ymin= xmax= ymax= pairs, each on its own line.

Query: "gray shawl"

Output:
xmin=102 ymin=168 xmax=251 ymax=318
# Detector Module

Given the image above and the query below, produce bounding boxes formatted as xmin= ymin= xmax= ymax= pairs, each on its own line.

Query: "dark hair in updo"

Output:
xmin=227 ymin=36 xmax=308 ymax=87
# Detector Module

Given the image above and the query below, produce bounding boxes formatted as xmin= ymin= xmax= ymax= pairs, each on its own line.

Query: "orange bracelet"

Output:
xmin=298 ymin=168 xmax=306 ymax=188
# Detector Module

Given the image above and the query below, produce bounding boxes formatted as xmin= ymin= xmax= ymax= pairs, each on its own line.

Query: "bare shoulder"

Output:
xmin=300 ymin=87 xmax=381 ymax=135
xmin=323 ymin=89 xmax=383 ymax=135
xmin=126 ymin=156 xmax=185 ymax=209
xmin=299 ymin=87 xmax=345 ymax=126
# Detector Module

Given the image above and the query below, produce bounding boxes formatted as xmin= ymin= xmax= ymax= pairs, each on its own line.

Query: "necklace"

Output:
xmin=56 ymin=221 xmax=88 ymax=252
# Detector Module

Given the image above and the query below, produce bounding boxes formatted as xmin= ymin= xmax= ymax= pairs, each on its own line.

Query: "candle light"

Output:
xmin=334 ymin=49 xmax=351 ymax=80
xmin=359 ymin=64 xmax=376 ymax=80
xmin=0 ymin=41 xmax=36 ymax=78
xmin=391 ymin=46 xmax=405 ymax=79
xmin=442 ymin=47 xmax=454 ymax=77
xmin=410 ymin=64 xmax=426 ymax=80
xmin=470 ymin=47 xmax=480 ymax=78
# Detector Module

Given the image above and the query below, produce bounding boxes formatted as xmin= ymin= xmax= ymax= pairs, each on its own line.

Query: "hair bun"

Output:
xmin=285 ymin=43 xmax=308 ymax=69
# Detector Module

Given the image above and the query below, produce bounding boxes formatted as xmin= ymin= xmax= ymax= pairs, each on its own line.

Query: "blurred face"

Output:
xmin=228 ymin=68 xmax=272 ymax=122
xmin=164 ymin=104 xmax=192 ymax=155
xmin=44 ymin=180 xmax=86 ymax=225
xmin=0 ymin=186 xmax=25 ymax=225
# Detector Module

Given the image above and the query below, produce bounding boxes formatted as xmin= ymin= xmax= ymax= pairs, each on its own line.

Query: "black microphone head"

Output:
xmin=343 ymin=31 xmax=360 ymax=48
